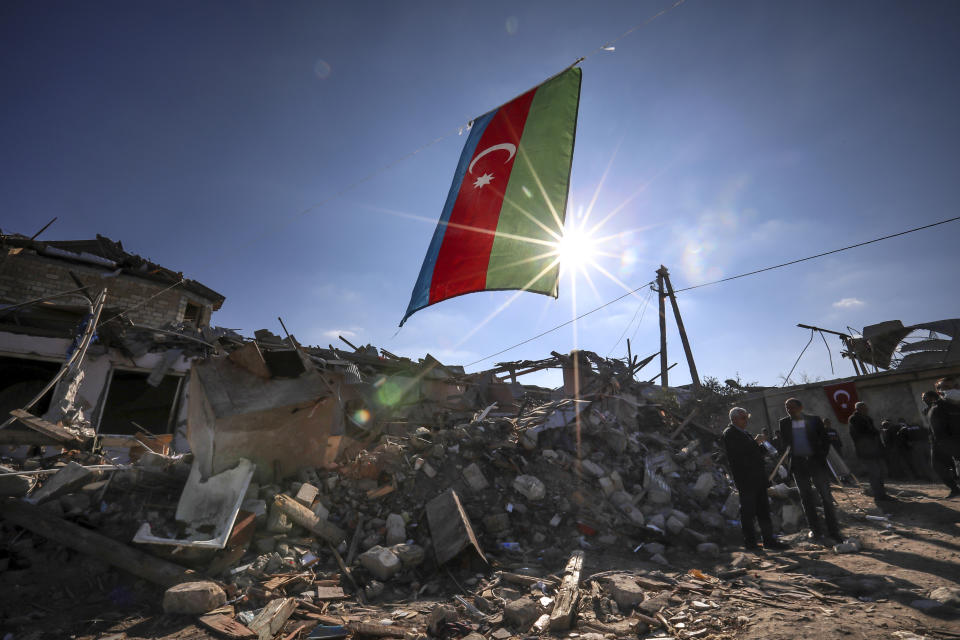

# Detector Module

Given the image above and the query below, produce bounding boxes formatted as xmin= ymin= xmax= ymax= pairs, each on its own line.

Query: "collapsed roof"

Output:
xmin=846 ymin=318 xmax=960 ymax=370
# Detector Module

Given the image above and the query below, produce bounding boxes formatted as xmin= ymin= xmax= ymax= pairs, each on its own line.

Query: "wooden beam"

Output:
xmin=662 ymin=268 xmax=700 ymax=390
xmin=549 ymin=550 xmax=584 ymax=631
xmin=668 ymin=407 xmax=699 ymax=440
xmin=9 ymin=409 xmax=87 ymax=446
xmin=0 ymin=498 xmax=196 ymax=588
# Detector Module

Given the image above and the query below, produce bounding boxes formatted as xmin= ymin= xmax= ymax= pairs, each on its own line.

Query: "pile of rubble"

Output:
xmin=0 ymin=340 xmax=842 ymax=639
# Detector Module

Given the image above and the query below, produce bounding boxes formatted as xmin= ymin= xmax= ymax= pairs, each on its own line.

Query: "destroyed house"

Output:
xmin=0 ymin=231 xmax=225 ymax=447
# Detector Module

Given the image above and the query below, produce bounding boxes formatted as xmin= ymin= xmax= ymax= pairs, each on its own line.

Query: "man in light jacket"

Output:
xmin=776 ymin=398 xmax=843 ymax=543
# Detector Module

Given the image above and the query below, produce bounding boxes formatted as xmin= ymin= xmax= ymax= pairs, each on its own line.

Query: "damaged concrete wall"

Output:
xmin=0 ymin=331 xmax=192 ymax=442
xmin=187 ymin=350 xmax=357 ymax=483
xmin=738 ymin=362 xmax=960 ymax=456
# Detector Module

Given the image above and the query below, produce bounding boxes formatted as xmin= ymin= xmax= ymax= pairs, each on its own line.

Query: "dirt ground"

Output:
xmin=2 ymin=481 xmax=959 ymax=640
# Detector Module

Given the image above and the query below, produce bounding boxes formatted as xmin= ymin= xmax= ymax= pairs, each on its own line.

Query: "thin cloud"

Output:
xmin=322 ymin=328 xmax=359 ymax=340
xmin=832 ymin=297 xmax=864 ymax=309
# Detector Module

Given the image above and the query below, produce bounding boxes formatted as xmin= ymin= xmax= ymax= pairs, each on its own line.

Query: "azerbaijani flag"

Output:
xmin=401 ymin=67 xmax=582 ymax=326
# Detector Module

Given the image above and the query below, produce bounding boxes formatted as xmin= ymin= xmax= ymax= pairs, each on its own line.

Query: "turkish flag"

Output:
xmin=823 ymin=381 xmax=859 ymax=424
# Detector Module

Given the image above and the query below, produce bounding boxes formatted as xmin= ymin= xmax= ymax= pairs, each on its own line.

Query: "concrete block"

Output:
xmin=581 ymin=459 xmax=606 ymax=478
xmin=0 ymin=465 xmax=34 ymax=497
xmin=462 ymin=463 xmax=490 ymax=491
xmin=163 ymin=581 xmax=227 ymax=614
xmin=513 ymin=475 xmax=546 ymax=501
xmin=503 ymin=596 xmax=540 ymax=628
xmin=598 ymin=476 xmax=616 ymax=496
xmin=359 ymin=545 xmax=402 ymax=580
xmin=294 ymin=483 xmax=319 ymax=507
xmin=28 ymin=462 xmax=94 ymax=504
xmin=722 ymin=491 xmax=740 ymax=516
xmin=311 ymin=500 xmax=329 ymax=521
xmin=623 ymin=506 xmax=645 ymax=527
xmin=385 ymin=513 xmax=406 ymax=546
xmin=781 ymin=504 xmax=803 ymax=532
xmin=666 ymin=515 xmax=685 ymax=535
xmin=609 ymin=470 xmax=625 ymax=492
xmin=389 ymin=543 xmax=426 ymax=568
xmin=691 ymin=472 xmax=716 ymax=501
xmin=644 ymin=542 xmax=666 ymax=555
xmin=600 ymin=575 xmax=645 ymax=609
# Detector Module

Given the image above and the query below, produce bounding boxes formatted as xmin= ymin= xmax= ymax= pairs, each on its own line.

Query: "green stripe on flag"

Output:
xmin=485 ymin=67 xmax=581 ymax=295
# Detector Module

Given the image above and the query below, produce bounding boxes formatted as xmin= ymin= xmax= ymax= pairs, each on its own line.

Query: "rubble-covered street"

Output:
xmin=2 ymin=333 xmax=960 ymax=640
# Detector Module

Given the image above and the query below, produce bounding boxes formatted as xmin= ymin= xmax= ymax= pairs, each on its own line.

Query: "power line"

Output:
xmin=674 ymin=215 xmax=960 ymax=293
xmin=465 ymin=214 xmax=960 ymax=368
xmin=464 ymin=281 xmax=654 ymax=367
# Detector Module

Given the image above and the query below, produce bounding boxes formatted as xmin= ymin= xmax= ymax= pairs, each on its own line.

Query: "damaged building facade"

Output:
xmin=0 ymin=233 xmax=225 ymax=454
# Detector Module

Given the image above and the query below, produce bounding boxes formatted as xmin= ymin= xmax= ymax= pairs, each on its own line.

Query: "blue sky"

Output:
xmin=3 ymin=0 xmax=959 ymax=388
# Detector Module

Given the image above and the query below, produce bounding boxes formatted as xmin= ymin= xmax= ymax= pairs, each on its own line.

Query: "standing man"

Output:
xmin=848 ymin=402 xmax=893 ymax=501
xmin=926 ymin=384 xmax=960 ymax=498
xmin=777 ymin=398 xmax=844 ymax=543
xmin=722 ymin=408 xmax=788 ymax=550
xmin=823 ymin=418 xmax=852 ymax=484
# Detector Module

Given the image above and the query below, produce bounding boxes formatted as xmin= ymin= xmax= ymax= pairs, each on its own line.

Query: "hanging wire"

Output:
xmin=629 ymin=284 xmax=655 ymax=341
xmin=818 ymin=330 xmax=834 ymax=375
xmin=782 ymin=329 xmax=816 ymax=386
xmin=607 ymin=287 xmax=653 ymax=356
xmin=675 ymin=215 xmax=960 ymax=294
xmin=464 ymin=280 xmax=654 ymax=367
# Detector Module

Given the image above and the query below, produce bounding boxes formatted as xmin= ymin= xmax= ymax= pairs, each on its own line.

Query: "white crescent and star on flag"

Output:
xmin=469 ymin=143 xmax=516 ymax=189
xmin=833 ymin=389 xmax=850 ymax=409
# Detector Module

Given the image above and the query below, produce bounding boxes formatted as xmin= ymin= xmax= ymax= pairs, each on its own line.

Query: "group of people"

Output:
xmin=721 ymin=376 xmax=960 ymax=551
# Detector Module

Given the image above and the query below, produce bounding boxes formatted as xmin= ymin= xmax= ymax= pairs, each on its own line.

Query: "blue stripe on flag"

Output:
xmin=400 ymin=109 xmax=497 ymax=326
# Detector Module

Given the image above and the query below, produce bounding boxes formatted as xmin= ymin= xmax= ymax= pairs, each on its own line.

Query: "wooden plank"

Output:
xmin=366 ymin=484 xmax=394 ymax=499
xmin=549 ymin=550 xmax=584 ymax=631
xmin=347 ymin=622 xmax=407 ymax=638
xmin=500 ymin=572 xmax=557 ymax=588
xmin=198 ymin=614 xmax=256 ymax=639
xmin=9 ymin=409 xmax=86 ymax=445
xmin=668 ymin=407 xmax=699 ymax=440
xmin=0 ymin=497 xmax=195 ymax=588
xmin=249 ymin=598 xmax=296 ymax=640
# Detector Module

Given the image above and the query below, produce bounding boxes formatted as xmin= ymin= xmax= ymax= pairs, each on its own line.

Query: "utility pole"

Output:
xmin=656 ymin=268 xmax=668 ymax=387
xmin=655 ymin=265 xmax=701 ymax=391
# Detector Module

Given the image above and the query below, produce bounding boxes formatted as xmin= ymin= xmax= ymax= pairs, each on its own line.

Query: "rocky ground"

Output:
xmin=2 ymin=481 xmax=959 ymax=640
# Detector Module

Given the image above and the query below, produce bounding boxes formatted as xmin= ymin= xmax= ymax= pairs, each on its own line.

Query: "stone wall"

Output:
xmin=0 ymin=252 xmax=213 ymax=328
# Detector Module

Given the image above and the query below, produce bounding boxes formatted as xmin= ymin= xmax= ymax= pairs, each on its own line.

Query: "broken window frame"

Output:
xmin=93 ymin=364 xmax=186 ymax=436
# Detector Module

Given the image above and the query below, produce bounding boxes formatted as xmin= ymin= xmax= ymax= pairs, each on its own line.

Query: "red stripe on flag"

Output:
xmin=429 ymin=87 xmax=537 ymax=303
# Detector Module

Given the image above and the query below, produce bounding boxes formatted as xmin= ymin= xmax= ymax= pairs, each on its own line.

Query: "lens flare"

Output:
xmin=314 ymin=59 xmax=332 ymax=80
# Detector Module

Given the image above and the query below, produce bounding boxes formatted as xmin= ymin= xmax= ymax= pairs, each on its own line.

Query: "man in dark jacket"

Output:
xmin=848 ymin=402 xmax=893 ymax=501
xmin=925 ymin=384 xmax=960 ymax=498
xmin=722 ymin=407 xmax=787 ymax=550
xmin=777 ymin=398 xmax=843 ymax=543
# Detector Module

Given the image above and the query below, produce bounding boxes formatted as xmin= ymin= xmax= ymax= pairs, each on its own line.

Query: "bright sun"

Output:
xmin=555 ymin=225 xmax=597 ymax=272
